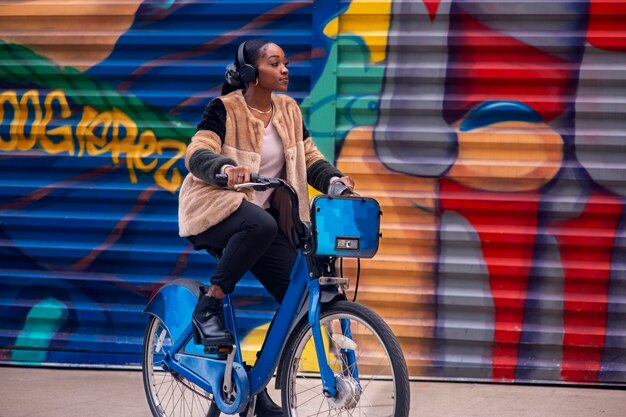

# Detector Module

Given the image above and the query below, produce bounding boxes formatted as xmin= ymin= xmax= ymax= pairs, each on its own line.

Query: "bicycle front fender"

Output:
xmin=142 ymin=278 xmax=202 ymax=345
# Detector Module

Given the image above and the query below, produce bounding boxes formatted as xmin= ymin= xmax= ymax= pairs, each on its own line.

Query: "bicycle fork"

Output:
xmin=307 ymin=278 xmax=337 ymax=397
xmin=307 ymin=278 xmax=361 ymax=398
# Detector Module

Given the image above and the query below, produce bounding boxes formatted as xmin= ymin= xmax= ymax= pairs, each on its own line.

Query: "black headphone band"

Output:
xmin=236 ymin=41 xmax=257 ymax=83
xmin=237 ymin=41 xmax=247 ymax=68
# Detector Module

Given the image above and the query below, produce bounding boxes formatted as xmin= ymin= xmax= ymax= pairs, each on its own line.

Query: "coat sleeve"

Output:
xmin=302 ymin=120 xmax=343 ymax=193
xmin=185 ymin=98 xmax=236 ymax=184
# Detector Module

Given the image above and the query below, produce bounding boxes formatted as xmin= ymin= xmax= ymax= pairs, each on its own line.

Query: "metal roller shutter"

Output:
xmin=1 ymin=0 xmax=624 ymax=386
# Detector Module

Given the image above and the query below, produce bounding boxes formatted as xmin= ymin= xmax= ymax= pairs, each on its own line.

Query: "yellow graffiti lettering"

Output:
xmin=136 ymin=130 xmax=158 ymax=171
xmin=40 ymin=90 xmax=74 ymax=155
xmin=16 ymin=90 xmax=42 ymax=151
xmin=1 ymin=89 xmax=188 ymax=192
xmin=153 ymin=139 xmax=185 ymax=192
xmin=76 ymin=106 xmax=99 ymax=157
xmin=127 ymin=129 xmax=158 ymax=183
xmin=110 ymin=108 xmax=139 ymax=165
xmin=85 ymin=110 xmax=113 ymax=157
xmin=0 ymin=91 xmax=20 ymax=151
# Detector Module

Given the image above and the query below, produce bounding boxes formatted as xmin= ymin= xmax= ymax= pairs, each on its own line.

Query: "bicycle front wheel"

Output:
xmin=142 ymin=315 xmax=220 ymax=417
xmin=280 ymin=300 xmax=410 ymax=417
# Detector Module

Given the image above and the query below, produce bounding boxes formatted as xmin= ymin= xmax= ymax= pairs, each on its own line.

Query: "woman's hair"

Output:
xmin=222 ymin=39 xmax=271 ymax=95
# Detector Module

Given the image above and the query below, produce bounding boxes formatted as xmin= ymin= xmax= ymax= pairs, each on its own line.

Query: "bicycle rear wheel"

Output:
xmin=280 ymin=300 xmax=410 ymax=417
xmin=142 ymin=315 xmax=220 ymax=417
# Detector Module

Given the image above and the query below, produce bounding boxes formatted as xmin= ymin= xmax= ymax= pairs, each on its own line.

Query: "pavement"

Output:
xmin=0 ymin=366 xmax=624 ymax=417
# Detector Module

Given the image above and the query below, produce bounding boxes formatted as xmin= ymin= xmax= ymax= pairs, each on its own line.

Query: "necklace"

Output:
xmin=247 ymin=104 xmax=273 ymax=114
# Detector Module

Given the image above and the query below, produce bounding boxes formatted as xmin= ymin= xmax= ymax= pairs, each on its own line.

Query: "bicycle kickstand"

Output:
xmin=245 ymin=395 xmax=257 ymax=417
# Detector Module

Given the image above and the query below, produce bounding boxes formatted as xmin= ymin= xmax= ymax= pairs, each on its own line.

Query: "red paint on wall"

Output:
xmin=423 ymin=0 xmax=443 ymax=22
xmin=549 ymin=192 xmax=623 ymax=382
xmin=446 ymin=10 xmax=573 ymax=123
xmin=440 ymin=179 xmax=540 ymax=381
xmin=587 ymin=0 xmax=626 ymax=52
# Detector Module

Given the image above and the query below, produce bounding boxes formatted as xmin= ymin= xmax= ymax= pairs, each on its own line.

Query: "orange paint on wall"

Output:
xmin=336 ymin=126 xmax=438 ymax=375
xmin=448 ymin=121 xmax=564 ymax=192
xmin=0 ymin=0 xmax=143 ymax=70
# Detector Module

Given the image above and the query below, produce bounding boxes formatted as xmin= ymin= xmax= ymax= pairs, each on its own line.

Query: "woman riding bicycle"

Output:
xmin=177 ymin=39 xmax=355 ymax=416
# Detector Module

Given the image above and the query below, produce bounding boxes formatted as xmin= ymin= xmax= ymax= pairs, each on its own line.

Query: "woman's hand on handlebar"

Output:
xmin=328 ymin=175 xmax=356 ymax=196
xmin=339 ymin=176 xmax=355 ymax=192
xmin=224 ymin=166 xmax=250 ymax=189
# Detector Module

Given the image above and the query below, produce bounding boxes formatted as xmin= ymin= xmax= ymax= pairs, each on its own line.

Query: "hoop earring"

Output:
xmin=254 ymin=78 xmax=259 ymax=87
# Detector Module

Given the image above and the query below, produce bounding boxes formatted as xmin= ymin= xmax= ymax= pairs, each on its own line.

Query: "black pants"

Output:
xmin=188 ymin=201 xmax=296 ymax=304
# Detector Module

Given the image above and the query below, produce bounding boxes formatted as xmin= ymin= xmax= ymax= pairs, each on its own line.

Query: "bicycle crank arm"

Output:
xmin=223 ymin=345 xmax=237 ymax=396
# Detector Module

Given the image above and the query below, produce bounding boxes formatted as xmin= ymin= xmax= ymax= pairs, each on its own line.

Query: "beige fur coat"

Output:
xmin=178 ymin=90 xmax=337 ymax=237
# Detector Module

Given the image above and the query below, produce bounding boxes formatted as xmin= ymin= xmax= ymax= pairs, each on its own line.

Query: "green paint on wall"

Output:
xmin=0 ymin=41 xmax=195 ymax=142
xmin=11 ymin=298 xmax=68 ymax=363
xmin=302 ymin=35 xmax=385 ymax=161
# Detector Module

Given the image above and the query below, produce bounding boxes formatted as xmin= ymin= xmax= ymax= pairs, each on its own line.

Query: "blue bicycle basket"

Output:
xmin=310 ymin=195 xmax=382 ymax=258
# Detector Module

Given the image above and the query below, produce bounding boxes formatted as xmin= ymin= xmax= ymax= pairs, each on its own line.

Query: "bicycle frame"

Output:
xmin=144 ymin=249 xmax=348 ymax=414
xmin=143 ymin=176 xmax=357 ymax=414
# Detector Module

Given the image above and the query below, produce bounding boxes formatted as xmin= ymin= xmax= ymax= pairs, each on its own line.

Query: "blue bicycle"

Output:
xmin=141 ymin=175 xmax=410 ymax=417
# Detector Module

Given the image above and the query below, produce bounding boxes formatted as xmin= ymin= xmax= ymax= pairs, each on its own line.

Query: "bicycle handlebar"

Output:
xmin=214 ymin=173 xmax=355 ymax=247
xmin=214 ymin=173 xmax=309 ymax=246
xmin=215 ymin=174 xmax=352 ymax=194
xmin=215 ymin=173 xmax=284 ymax=191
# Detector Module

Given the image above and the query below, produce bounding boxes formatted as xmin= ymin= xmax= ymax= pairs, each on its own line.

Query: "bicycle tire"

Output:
xmin=280 ymin=300 xmax=410 ymax=417
xmin=142 ymin=315 xmax=221 ymax=417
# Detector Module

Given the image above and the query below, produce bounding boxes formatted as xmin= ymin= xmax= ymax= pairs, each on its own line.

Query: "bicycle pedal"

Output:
xmin=204 ymin=344 xmax=233 ymax=357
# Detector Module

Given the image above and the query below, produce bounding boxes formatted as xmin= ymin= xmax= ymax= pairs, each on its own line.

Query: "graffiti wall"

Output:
xmin=0 ymin=0 xmax=624 ymax=385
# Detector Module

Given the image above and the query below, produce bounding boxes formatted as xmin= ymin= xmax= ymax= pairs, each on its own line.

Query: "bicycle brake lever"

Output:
xmin=234 ymin=178 xmax=283 ymax=191
xmin=233 ymin=182 xmax=260 ymax=191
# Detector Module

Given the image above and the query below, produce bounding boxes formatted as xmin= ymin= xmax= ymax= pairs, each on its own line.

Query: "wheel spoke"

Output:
xmin=283 ymin=303 xmax=408 ymax=417
xmin=142 ymin=317 xmax=216 ymax=417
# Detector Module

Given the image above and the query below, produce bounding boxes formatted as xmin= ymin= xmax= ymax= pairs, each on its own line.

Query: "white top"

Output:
xmin=253 ymin=118 xmax=285 ymax=208
xmin=221 ymin=113 xmax=340 ymax=208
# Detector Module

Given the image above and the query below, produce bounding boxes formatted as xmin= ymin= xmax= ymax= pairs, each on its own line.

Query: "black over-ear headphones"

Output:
xmin=237 ymin=41 xmax=258 ymax=84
